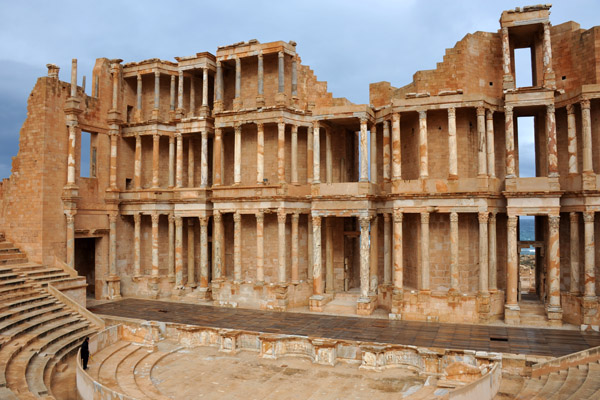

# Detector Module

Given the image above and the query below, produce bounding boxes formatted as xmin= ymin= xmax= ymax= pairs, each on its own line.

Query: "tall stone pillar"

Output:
xmin=136 ymin=73 xmax=142 ymax=114
xmin=189 ymin=75 xmax=195 ymax=116
xmin=477 ymin=107 xmax=487 ymax=177
xmin=176 ymin=133 xmax=183 ymax=188
xmin=256 ymin=123 xmax=264 ymax=184
xmin=584 ymin=211 xmax=596 ymax=298
xmin=489 ymin=213 xmax=497 ymax=291
xmin=215 ymin=61 xmax=223 ymax=112
xmin=67 ymin=125 xmax=77 ymax=186
xmin=188 ymin=137 xmax=195 ymax=187
xmin=310 ymin=215 xmax=323 ymax=305
xmin=370 ymin=124 xmax=377 ymax=183
xmin=134 ymin=213 xmax=141 ymax=277
xmin=277 ymin=209 xmax=287 ymax=283
xmin=170 ymin=75 xmax=176 ymax=112
xmin=110 ymin=62 xmax=119 ymax=111
xmin=256 ymin=211 xmax=264 ymax=283
xmin=420 ymin=212 xmax=430 ymax=291
xmin=391 ymin=210 xmax=403 ymax=318
xmin=505 ymin=106 xmax=515 ymax=177
xmin=202 ymin=68 xmax=209 ymax=112
xmin=506 ymin=215 xmax=519 ymax=323
xmin=307 ymin=125 xmax=314 ymax=183
xmin=383 ymin=213 xmax=391 ymax=285
xmin=108 ymin=130 xmax=119 ymax=190
xmin=66 ymin=212 xmax=75 ymax=271
xmin=177 ymin=71 xmax=184 ymax=118
xmin=567 ymin=104 xmax=578 ymax=174
xmin=486 ymin=110 xmax=495 ymax=178
xmin=448 ymin=107 xmax=457 ymax=179
xmin=134 ymin=134 xmax=142 ymax=189
xmin=547 ymin=105 xmax=558 ymax=177
xmin=383 ymin=120 xmax=391 ymax=181
xmin=277 ymin=121 xmax=286 ymax=184
xmin=291 ymin=125 xmax=298 ymax=184
xmin=478 ymin=212 xmax=489 ymax=294
xmin=570 ymin=212 xmax=580 ymax=295
xmin=291 ymin=213 xmax=299 ymax=284
xmin=187 ymin=218 xmax=195 ymax=286
xmin=234 ymin=57 xmax=241 ymax=110
xmin=233 ymin=212 xmax=241 ymax=282
xmin=199 ymin=217 xmax=209 ymax=291
xmin=501 ymin=27 xmax=514 ymax=89
xmin=418 ymin=111 xmax=428 ymax=179
xmin=581 ymin=100 xmax=593 ymax=175
xmin=213 ymin=211 xmax=223 ymax=280
xmin=151 ymin=212 xmax=159 ymax=277
xmin=359 ymin=118 xmax=369 ymax=182
xmin=291 ymin=56 xmax=298 ymax=99
xmin=153 ymin=71 xmax=160 ymax=119
xmin=70 ymin=59 xmax=77 ymax=98
xmin=450 ymin=212 xmax=459 ymax=291
xmin=542 ymin=22 xmax=555 ymax=87
xmin=168 ymin=136 xmax=175 ymax=188
xmin=213 ymin=129 xmax=222 ymax=186
xmin=359 ymin=216 xmax=371 ymax=299
xmin=313 ymin=122 xmax=321 ymax=183
xmin=168 ymin=214 xmax=174 ymax=280
xmin=107 ymin=213 xmax=120 ymax=299
xmin=547 ymin=216 xmax=562 ymax=316
xmin=175 ymin=216 xmax=183 ymax=287
xmin=152 ymin=134 xmax=160 ymax=188
xmin=325 ymin=217 xmax=333 ymax=293
xmin=200 ymin=131 xmax=208 ymax=187
xmin=277 ymin=51 xmax=285 ymax=103
xmin=326 ymin=127 xmax=332 ymax=183
xmin=256 ymin=53 xmax=264 ymax=107
xmin=392 ymin=113 xmax=401 ymax=180
xmin=369 ymin=215 xmax=379 ymax=294
xmin=308 ymin=216 xmax=313 ymax=280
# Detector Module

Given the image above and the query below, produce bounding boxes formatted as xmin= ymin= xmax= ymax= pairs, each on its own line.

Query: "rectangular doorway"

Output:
xmin=75 ymin=238 xmax=96 ymax=296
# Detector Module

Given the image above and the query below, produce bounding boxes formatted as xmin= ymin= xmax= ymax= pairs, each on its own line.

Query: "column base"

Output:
xmin=309 ymin=294 xmax=325 ymax=312
xmin=503 ymin=74 xmax=515 ymax=90
xmin=151 ymin=108 xmax=160 ymax=120
xmin=213 ymin=101 xmax=223 ymax=113
xmin=505 ymin=304 xmax=520 ymax=325
xmin=275 ymin=92 xmax=287 ymax=107
xmin=390 ymin=289 xmax=404 ymax=315
xmin=583 ymin=172 xmax=596 ymax=190
xmin=256 ymin=95 xmax=265 ymax=108
xmin=546 ymin=305 xmax=563 ymax=327
xmin=582 ymin=296 xmax=598 ymax=326
xmin=176 ymin=108 xmax=185 ymax=120
xmin=106 ymin=275 xmax=121 ymax=300
xmin=199 ymin=105 xmax=210 ymax=118
xmin=477 ymin=292 xmax=491 ymax=322
xmin=357 ymin=296 xmax=377 ymax=316
xmin=233 ymin=98 xmax=242 ymax=111
xmin=195 ymin=286 xmax=212 ymax=300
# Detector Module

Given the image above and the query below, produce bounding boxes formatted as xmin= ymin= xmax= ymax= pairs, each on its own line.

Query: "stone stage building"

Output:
xmin=1 ymin=5 xmax=599 ymax=328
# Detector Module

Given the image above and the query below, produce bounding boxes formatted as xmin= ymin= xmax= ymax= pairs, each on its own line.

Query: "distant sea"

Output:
xmin=520 ymin=217 xmax=535 ymax=254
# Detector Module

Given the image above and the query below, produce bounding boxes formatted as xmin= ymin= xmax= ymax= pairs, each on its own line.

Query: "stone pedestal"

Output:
xmin=106 ymin=275 xmax=121 ymax=300
xmin=582 ymin=296 xmax=599 ymax=331
xmin=583 ymin=173 xmax=596 ymax=190
xmin=357 ymin=296 xmax=377 ymax=316
xmin=546 ymin=306 xmax=563 ymax=327
xmin=275 ymin=92 xmax=287 ymax=106
xmin=213 ymin=100 xmax=223 ymax=113
xmin=148 ymin=276 xmax=160 ymax=299
xmin=389 ymin=289 xmax=403 ymax=320
xmin=477 ymin=292 xmax=491 ymax=323
xmin=256 ymin=95 xmax=265 ymax=108
xmin=233 ymin=98 xmax=242 ymax=111
xmin=220 ymin=330 xmax=241 ymax=354
xmin=271 ymin=284 xmax=289 ymax=311
xmin=505 ymin=304 xmax=520 ymax=325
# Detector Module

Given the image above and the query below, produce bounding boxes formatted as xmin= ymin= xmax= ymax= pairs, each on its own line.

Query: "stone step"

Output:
xmin=134 ymin=345 xmax=182 ymax=400
xmin=19 ymin=267 xmax=64 ymax=277
xmin=0 ymin=304 xmax=65 ymax=334
xmin=0 ymin=294 xmax=51 ymax=314
xmin=0 ymin=387 xmax=18 ymax=399
xmin=0 ymin=248 xmax=22 ymax=254
xmin=531 ymin=370 xmax=567 ymax=399
xmin=0 ymin=277 xmax=27 ymax=288
xmin=0 ymin=271 xmax=19 ymax=281
xmin=515 ymin=374 xmax=548 ymax=399
xmin=86 ymin=341 xmax=132 ymax=381
xmin=0 ymin=288 xmax=41 ymax=304
xmin=115 ymin=345 xmax=153 ymax=400
xmin=0 ymin=298 xmax=57 ymax=323
xmin=0 ymin=310 xmax=74 ymax=348
xmin=0 ymin=253 xmax=27 ymax=261
xmin=98 ymin=343 xmax=138 ymax=395
xmin=0 ymin=257 xmax=29 ymax=266
xmin=566 ymin=362 xmax=600 ymax=399
xmin=27 ymin=273 xmax=71 ymax=283
xmin=548 ymin=366 xmax=587 ymax=400
xmin=0 ymin=242 xmax=15 ymax=250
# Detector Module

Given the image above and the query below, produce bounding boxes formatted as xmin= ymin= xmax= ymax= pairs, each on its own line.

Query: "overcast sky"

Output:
xmin=0 ymin=0 xmax=597 ymax=180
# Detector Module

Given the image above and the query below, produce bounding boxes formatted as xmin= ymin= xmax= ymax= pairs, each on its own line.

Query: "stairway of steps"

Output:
xmin=0 ymin=233 xmax=100 ymax=399
xmin=518 ymin=298 xmax=557 ymax=327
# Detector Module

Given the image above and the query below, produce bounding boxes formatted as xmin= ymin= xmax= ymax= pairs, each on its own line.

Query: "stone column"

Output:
xmin=168 ymin=214 xmax=174 ymax=279
xmin=312 ymin=215 xmax=322 ymax=295
xmin=152 ymin=134 xmax=160 ymax=188
xmin=134 ymin=213 xmax=141 ymax=276
xmin=67 ymin=124 xmax=77 ymax=186
xmin=153 ymin=71 xmax=160 ymax=118
xmin=175 ymin=216 xmax=183 ymax=286
xmin=256 ymin=211 xmax=264 ymax=283
xmin=291 ymin=125 xmax=298 ymax=184
xmin=200 ymin=131 xmax=208 ymax=187
xmin=133 ymin=135 xmax=142 ymax=189
xmin=188 ymin=137 xmax=195 ymax=187
xmin=420 ymin=212 xmax=430 ymax=290
xmin=213 ymin=211 xmax=222 ymax=280
xmin=479 ymin=212 xmax=489 ymax=294
xmin=369 ymin=215 xmax=379 ymax=294
xmin=151 ymin=212 xmax=159 ymax=277
xmin=291 ymin=213 xmax=299 ymax=284
xmin=547 ymin=104 xmax=558 ymax=177
xmin=109 ymin=214 xmax=118 ymax=276
xmin=506 ymin=216 xmax=518 ymax=306
xmin=111 ymin=62 xmax=119 ymax=111
xmin=215 ymin=61 xmax=223 ymax=111
xmin=418 ymin=111 xmax=428 ymax=179
xmin=383 ymin=213 xmax=391 ymax=285
xmin=477 ymin=107 xmax=487 ymax=177
xmin=187 ymin=219 xmax=195 ymax=286
xmin=325 ymin=218 xmax=333 ymax=293
xmin=189 ymin=75 xmax=195 ymax=116
xmin=505 ymin=106 xmax=515 ymax=177
xmin=278 ymin=51 xmax=284 ymax=94
xmin=326 ymin=127 xmax=332 ymax=183
xmin=170 ymin=75 xmax=176 ymax=112
xmin=501 ymin=27 xmax=514 ymax=89
xmin=448 ymin=107 xmax=457 ymax=179
xmin=136 ymin=73 xmax=142 ymax=112
xmin=257 ymin=53 xmax=264 ymax=106
xmin=584 ymin=211 xmax=596 ymax=298
xmin=370 ymin=124 xmax=378 ymax=183
xmin=168 ymin=136 xmax=175 ymax=188
xmin=307 ymin=126 xmax=314 ymax=183
xmin=486 ymin=110 xmax=495 ymax=178
xmin=199 ymin=217 xmax=209 ymax=288
xmin=233 ymin=212 xmax=241 ymax=282
xmin=570 ymin=212 xmax=580 ymax=294
xmin=489 ymin=213 xmax=497 ymax=291
xmin=70 ymin=58 xmax=77 ymax=98
xmin=393 ymin=210 xmax=403 ymax=290
xmin=109 ymin=131 xmax=118 ymax=190
xmin=278 ymin=209 xmax=287 ymax=284
xmin=359 ymin=216 xmax=371 ymax=299
xmin=307 ymin=216 xmax=313 ymax=279
xmin=177 ymin=71 xmax=184 ymax=116
xmin=202 ymin=68 xmax=209 ymax=109
xmin=213 ymin=129 xmax=222 ymax=186
xmin=359 ymin=118 xmax=369 ymax=182
xmin=450 ymin=212 xmax=459 ymax=291
xmin=175 ymin=133 xmax=183 ymax=188
xmin=542 ymin=22 xmax=554 ymax=83
xmin=66 ymin=212 xmax=75 ymax=271
xmin=291 ymin=56 xmax=298 ymax=98
xmin=392 ymin=113 xmax=401 ymax=180
xmin=256 ymin=123 xmax=264 ymax=184
xmin=567 ymin=104 xmax=578 ymax=174
xmin=581 ymin=100 xmax=593 ymax=174
xmin=277 ymin=120 xmax=286 ymax=184
xmin=313 ymin=122 xmax=320 ymax=183
xmin=548 ymin=215 xmax=561 ymax=308
xmin=234 ymin=57 xmax=241 ymax=110
xmin=383 ymin=120 xmax=391 ymax=181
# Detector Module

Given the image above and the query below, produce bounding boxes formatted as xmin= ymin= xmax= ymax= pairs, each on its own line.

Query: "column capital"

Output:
xmin=256 ymin=210 xmax=264 ymax=223
xmin=201 ymin=130 xmax=208 ymax=138
xmin=393 ymin=209 xmax=403 ymax=223
xmin=277 ymin=209 xmax=286 ymax=224
xmin=154 ymin=70 xmax=160 ymax=78
xmin=312 ymin=214 xmax=321 ymax=227
xmin=359 ymin=116 xmax=368 ymax=125
xmin=199 ymin=216 xmax=208 ymax=226
xmin=313 ymin=120 xmax=320 ymax=129
xmin=476 ymin=106 xmax=486 ymax=117
xmin=570 ymin=211 xmax=578 ymax=222
xmin=507 ymin=215 xmax=518 ymax=227
xmin=392 ymin=112 xmax=400 ymax=122
xmin=278 ymin=51 xmax=284 ymax=59
xmin=486 ymin=109 xmax=494 ymax=120
xmin=65 ymin=213 xmax=75 ymax=224
xmin=137 ymin=72 xmax=142 ymax=81
xmin=213 ymin=210 xmax=222 ymax=223
xmin=151 ymin=212 xmax=159 ymax=224
xmin=108 ymin=129 xmax=119 ymax=138
xmin=583 ymin=211 xmax=595 ymax=223
xmin=175 ymin=215 xmax=183 ymax=226
xmin=502 ymin=27 xmax=508 ymax=35
xmin=256 ymin=122 xmax=264 ymax=130
xmin=546 ymin=104 xmax=555 ymax=114
xmin=168 ymin=213 xmax=174 ymax=223
xmin=418 ymin=110 xmax=427 ymax=119
xmin=175 ymin=132 xmax=182 ymax=139
xmin=233 ymin=211 xmax=241 ymax=223
xmin=549 ymin=215 xmax=560 ymax=230
xmin=489 ymin=212 xmax=497 ymax=223
xmin=447 ymin=107 xmax=456 ymax=118
xmin=153 ymin=133 xmax=160 ymax=140
xmin=234 ymin=123 xmax=242 ymax=133
xmin=420 ymin=212 xmax=429 ymax=224
xmin=383 ymin=213 xmax=391 ymax=223
xmin=291 ymin=124 xmax=298 ymax=133
xmin=277 ymin=120 xmax=285 ymax=128
xmin=359 ymin=216 xmax=371 ymax=230
xmin=292 ymin=212 xmax=300 ymax=222
xmin=581 ymin=99 xmax=591 ymax=110
xmin=214 ymin=128 xmax=222 ymax=137
xmin=108 ymin=213 xmax=118 ymax=224
xmin=450 ymin=212 xmax=459 ymax=223
xmin=566 ymin=104 xmax=575 ymax=115
xmin=478 ymin=211 xmax=489 ymax=224
xmin=134 ymin=213 xmax=141 ymax=224
xmin=505 ymin=105 xmax=513 ymax=115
